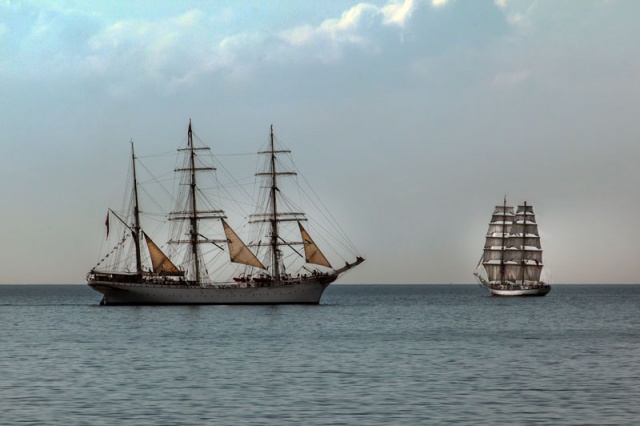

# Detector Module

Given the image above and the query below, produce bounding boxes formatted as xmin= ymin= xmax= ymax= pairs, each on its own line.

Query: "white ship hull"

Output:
xmin=475 ymin=274 xmax=551 ymax=297
xmin=484 ymin=285 xmax=551 ymax=297
xmin=88 ymin=276 xmax=335 ymax=305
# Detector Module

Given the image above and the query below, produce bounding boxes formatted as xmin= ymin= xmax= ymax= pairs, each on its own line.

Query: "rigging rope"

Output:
xmin=93 ymin=234 xmax=130 ymax=268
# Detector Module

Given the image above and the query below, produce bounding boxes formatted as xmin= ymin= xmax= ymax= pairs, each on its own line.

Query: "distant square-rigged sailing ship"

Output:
xmin=87 ymin=122 xmax=364 ymax=305
xmin=474 ymin=198 xmax=551 ymax=297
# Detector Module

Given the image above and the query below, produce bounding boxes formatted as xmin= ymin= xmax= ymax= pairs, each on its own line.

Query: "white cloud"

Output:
xmin=175 ymin=9 xmax=203 ymax=27
xmin=89 ymin=9 xmax=203 ymax=52
xmin=382 ymin=0 xmax=417 ymax=26
xmin=84 ymin=9 xmax=227 ymax=88
xmin=1 ymin=1 xmax=434 ymax=89
xmin=80 ymin=1 xmax=422 ymax=85
xmin=326 ymin=3 xmax=379 ymax=32
xmin=0 ymin=0 xmax=433 ymax=88
xmin=281 ymin=24 xmax=316 ymax=47
xmin=281 ymin=3 xmax=378 ymax=50
xmin=280 ymin=0 xmax=419 ymax=62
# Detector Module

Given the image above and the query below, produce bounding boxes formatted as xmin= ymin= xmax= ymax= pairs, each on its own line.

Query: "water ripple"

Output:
xmin=0 ymin=284 xmax=639 ymax=424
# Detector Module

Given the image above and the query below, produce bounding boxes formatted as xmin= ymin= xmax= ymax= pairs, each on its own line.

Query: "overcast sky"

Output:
xmin=1 ymin=0 xmax=639 ymax=284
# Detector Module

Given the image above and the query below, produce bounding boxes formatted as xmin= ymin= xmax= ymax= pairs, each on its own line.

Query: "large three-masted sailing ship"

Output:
xmin=87 ymin=122 xmax=364 ymax=305
xmin=474 ymin=197 xmax=551 ymax=297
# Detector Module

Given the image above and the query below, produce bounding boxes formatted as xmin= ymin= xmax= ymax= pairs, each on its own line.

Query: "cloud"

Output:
xmin=88 ymin=9 xmax=205 ymax=57
xmin=1 ymin=0 xmax=513 ymax=93
xmin=3 ymin=0 xmax=477 ymax=88
xmin=279 ymin=0 xmax=421 ymax=63
xmin=80 ymin=0 xmax=426 ymax=84
xmin=280 ymin=3 xmax=377 ymax=47
xmin=280 ymin=3 xmax=377 ymax=50
xmin=326 ymin=3 xmax=379 ymax=31
xmin=382 ymin=0 xmax=417 ymax=26
xmin=3 ymin=1 xmax=413 ymax=85
xmin=83 ymin=9 xmax=238 ymax=88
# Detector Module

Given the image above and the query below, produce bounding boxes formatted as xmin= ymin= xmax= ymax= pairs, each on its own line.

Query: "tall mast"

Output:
xmin=131 ymin=141 xmax=143 ymax=275
xmin=169 ymin=121 xmax=219 ymax=283
xmin=187 ymin=120 xmax=200 ymax=282
xmin=269 ymin=125 xmax=280 ymax=281
xmin=500 ymin=195 xmax=506 ymax=285
xmin=252 ymin=126 xmax=297 ymax=280
xmin=520 ymin=201 xmax=527 ymax=285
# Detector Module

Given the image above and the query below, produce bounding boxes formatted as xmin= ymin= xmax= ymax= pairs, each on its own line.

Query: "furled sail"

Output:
xmin=298 ymin=222 xmax=332 ymax=268
xmin=221 ymin=219 xmax=266 ymax=269
xmin=144 ymin=233 xmax=181 ymax=274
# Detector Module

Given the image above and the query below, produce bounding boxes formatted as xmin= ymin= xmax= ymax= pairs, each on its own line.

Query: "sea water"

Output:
xmin=1 ymin=284 xmax=639 ymax=425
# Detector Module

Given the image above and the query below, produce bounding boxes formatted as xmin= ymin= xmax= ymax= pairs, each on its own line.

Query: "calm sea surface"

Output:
xmin=1 ymin=284 xmax=639 ymax=425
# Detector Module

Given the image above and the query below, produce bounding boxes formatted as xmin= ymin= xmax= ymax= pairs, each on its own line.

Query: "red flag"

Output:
xmin=534 ymin=259 xmax=541 ymax=269
xmin=105 ymin=212 xmax=110 ymax=239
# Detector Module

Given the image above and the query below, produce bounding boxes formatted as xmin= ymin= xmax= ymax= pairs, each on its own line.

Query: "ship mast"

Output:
xmin=170 ymin=121 xmax=255 ymax=283
xmin=268 ymin=125 xmax=281 ymax=281
xmin=253 ymin=126 xmax=296 ymax=281
xmin=500 ymin=195 xmax=506 ymax=285
xmin=187 ymin=122 xmax=201 ymax=281
xmin=170 ymin=120 xmax=218 ymax=283
xmin=520 ymin=201 xmax=528 ymax=285
xmin=131 ymin=141 xmax=143 ymax=276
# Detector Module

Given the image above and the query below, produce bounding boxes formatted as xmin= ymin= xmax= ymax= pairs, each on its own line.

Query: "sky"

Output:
xmin=1 ymin=0 xmax=639 ymax=284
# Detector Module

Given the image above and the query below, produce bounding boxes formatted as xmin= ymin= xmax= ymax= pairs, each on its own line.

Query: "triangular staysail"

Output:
xmin=144 ymin=233 xmax=182 ymax=275
xmin=298 ymin=222 xmax=332 ymax=268
xmin=221 ymin=219 xmax=267 ymax=270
